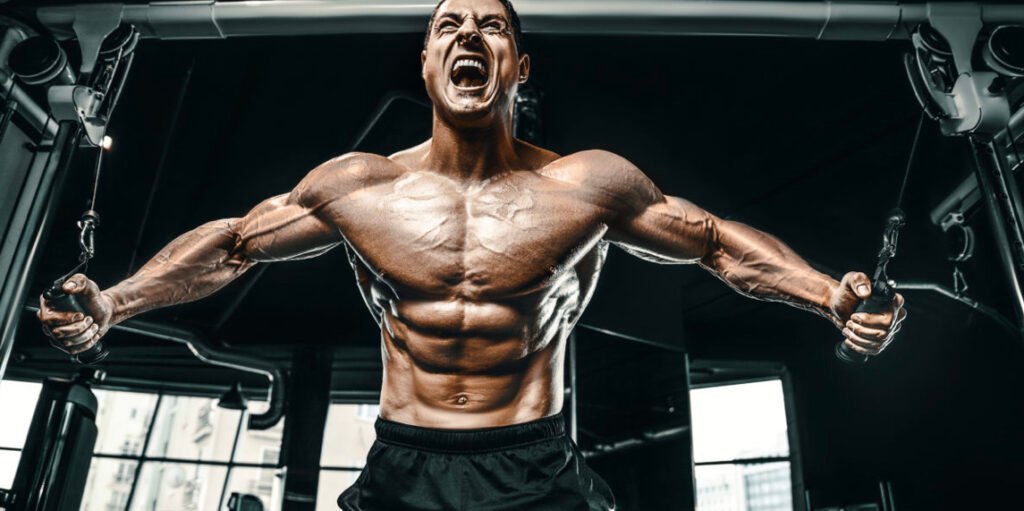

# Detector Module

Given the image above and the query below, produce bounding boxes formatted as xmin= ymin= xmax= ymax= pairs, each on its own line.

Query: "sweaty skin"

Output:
xmin=39 ymin=0 xmax=905 ymax=429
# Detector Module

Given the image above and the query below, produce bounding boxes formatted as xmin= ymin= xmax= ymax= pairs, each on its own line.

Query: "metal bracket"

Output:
xmin=47 ymin=84 xmax=106 ymax=146
xmin=909 ymin=3 xmax=1011 ymax=137
xmin=70 ymin=3 xmax=123 ymax=76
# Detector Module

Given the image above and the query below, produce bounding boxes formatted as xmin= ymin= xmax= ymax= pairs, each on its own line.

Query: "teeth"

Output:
xmin=453 ymin=58 xmax=486 ymax=72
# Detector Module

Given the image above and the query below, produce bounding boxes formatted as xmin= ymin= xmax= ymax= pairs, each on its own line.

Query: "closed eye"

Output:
xmin=482 ymin=22 xmax=506 ymax=35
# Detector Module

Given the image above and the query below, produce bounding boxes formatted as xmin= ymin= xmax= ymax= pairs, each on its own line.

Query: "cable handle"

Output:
xmin=834 ymin=209 xmax=905 ymax=365
xmin=42 ymin=209 xmax=108 ymax=365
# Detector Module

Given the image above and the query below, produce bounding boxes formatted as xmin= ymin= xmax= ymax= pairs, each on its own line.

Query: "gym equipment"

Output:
xmin=835 ymin=209 xmax=906 ymax=364
xmin=905 ymin=8 xmax=1024 ymax=337
xmin=0 ymin=369 xmax=104 ymax=511
xmin=42 ymin=210 xmax=105 ymax=364
xmin=834 ymin=113 xmax=923 ymax=364
xmin=227 ymin=493 xmax=265 ymax=511
xmin=8 ymin=25 xmax=137 ymax=365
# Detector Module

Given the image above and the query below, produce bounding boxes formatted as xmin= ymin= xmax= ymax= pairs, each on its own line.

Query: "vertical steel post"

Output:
xmin=0 ymin=120 xmax=81 ymax=382
xmin=970 ymin=136 xmax=1024 ymax=335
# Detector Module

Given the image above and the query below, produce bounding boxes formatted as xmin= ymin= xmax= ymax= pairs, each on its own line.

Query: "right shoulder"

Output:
xmin=291 ymin=152 xmax=404 ymax=206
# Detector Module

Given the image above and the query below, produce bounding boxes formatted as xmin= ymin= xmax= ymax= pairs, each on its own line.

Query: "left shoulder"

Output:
xmin=540 ymin=150 xmax=662 ymax=212
xmin=541 ymin=149 xmax=647 ymax=185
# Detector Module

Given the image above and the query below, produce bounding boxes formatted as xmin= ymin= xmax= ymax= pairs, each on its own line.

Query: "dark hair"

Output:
xmin=423 ymin=0 xmax=523 ymax=52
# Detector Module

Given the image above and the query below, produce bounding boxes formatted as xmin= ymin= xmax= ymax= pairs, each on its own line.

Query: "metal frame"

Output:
xmin=31 ymin=1 xmax=1024 ymax=42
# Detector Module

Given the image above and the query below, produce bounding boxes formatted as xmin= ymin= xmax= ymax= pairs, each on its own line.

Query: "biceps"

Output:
xmin=232 ymin=194 xmax=343 ymax=262
xmin=607 ymin=196 xmax=719 ymax=263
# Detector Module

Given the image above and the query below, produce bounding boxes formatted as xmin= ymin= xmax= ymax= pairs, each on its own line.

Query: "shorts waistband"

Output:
xmin=374 ymin=414 xmax=566 ymax=453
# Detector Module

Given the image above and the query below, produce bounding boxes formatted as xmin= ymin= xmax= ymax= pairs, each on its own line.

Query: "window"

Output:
xmin=691 ymin=379 xmax=795 ymax=511
xmin=80 ymin=389 xmax=285 ymax=511
xmin=0 ymin=379 xmax=42 ymax=490
xmin=317 ymin=403 xmax=380 ymax=511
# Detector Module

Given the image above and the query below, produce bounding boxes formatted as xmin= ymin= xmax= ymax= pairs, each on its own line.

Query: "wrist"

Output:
xmin=818 ymin=277 xmax=843 ymax=327
xmin=101 ymin=286 xmax=129 ymax=325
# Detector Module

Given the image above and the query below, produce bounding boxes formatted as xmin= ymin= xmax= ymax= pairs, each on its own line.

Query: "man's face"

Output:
xmin=421 ymin=0 xmax=529 ymax=127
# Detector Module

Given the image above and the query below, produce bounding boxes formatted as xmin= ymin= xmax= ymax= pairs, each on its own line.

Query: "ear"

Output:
xmin=421 ymin=50 xmax=428 ymax=80
xmin=517 ymin=53 xmax=531 ymax=84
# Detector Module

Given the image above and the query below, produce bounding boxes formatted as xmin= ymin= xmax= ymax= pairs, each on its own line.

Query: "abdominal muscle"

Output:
xmin=376 ymin=297 xmax=570 ymax=429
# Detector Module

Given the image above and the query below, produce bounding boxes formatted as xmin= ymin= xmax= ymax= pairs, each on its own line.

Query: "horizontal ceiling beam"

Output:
xmin=34 ymin=1 xmax=1024 ymax=43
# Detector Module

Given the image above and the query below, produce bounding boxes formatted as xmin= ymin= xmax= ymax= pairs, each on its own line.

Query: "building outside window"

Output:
xmin=691 ymin=378 xmax=796 ymax=511
xmin=317 ymin=403 xmax=380 ymax=511
xmin=0 ymin=379 xmax=42 ymax=491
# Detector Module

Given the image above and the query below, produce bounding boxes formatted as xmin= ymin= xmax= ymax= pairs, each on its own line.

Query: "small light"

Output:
xmin=101 ymin=135 xmax=113 ymax=151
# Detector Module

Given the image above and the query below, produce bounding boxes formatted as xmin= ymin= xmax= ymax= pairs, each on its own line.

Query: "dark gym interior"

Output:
xmin=2 ymin=1 xmax=1024 ymax=510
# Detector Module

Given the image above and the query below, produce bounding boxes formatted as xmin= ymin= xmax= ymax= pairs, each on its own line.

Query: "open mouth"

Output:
xmin=450 ymin=56 xmax=489 ymax=89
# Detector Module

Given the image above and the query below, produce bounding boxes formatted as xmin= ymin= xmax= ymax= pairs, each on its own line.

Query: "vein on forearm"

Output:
xmin=105 ymin=219 xmax=256 ymax=324
xmin=699 ymin=217 xmax=839 ymax=322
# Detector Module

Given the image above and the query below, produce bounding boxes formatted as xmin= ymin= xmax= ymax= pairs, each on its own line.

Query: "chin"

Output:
xmin=439 ymin=84 xmax=506 ymax=127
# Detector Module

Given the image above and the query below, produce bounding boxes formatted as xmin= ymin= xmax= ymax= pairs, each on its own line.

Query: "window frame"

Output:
xmin=319 ymin=398 xmax=380 ymax=478
xmin=689 ymin=360 xmax=805 ymax=511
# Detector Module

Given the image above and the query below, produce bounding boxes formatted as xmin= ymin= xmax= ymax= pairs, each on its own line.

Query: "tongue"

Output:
xmin=453 ymin=66 xmax=486 ymax=88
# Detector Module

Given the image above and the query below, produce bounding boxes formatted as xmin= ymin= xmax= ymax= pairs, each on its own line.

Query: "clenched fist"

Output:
xmin=37 ymin=273 xmax=114 ymax=355
xmin=829 ymin=271 xmax=907 ymax=357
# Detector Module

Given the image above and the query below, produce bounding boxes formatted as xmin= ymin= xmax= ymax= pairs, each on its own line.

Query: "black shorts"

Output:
xmin=337 ymin=414 xmax=615 ymax=510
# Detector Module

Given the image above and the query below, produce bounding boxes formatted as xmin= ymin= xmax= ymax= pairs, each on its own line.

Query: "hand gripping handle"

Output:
xmin=42 ymin=282 xmax=109 ymax=365
xmin=834 ymin=279 xmax=895 ymax=365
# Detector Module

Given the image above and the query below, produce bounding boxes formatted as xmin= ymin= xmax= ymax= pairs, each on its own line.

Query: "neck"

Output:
xmin=426 ymin=110 xmax=519 ymax=180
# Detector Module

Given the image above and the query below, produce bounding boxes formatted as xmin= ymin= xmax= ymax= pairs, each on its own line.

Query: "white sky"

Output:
xmin=0 ymin=380 xmax=41 ymax=448
xmin=690 ymin=379 xmax=790 ymax=463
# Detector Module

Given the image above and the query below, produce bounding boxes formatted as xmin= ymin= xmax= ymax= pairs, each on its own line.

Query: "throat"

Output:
xmin=428 ymin=114 xmax=521 ymax=180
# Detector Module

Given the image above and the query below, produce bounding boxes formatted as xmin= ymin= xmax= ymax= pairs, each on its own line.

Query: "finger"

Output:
xmin=844 ymin=272 xmax=872 ymax=300
xmin=843 ymin=338 xmax=876 ymax=356
xmin=62 ymin=273 xmax=89 ymax=295
xmin=50 ymin=317 xmax=94 ymax=339
xmin=846 ymin=320 xmax=888 ymax=341
xmin=894 ymin=307 xmax=908 ymax=327
xmin=851 ymin=311 xmax=894 ymax=330
xmin=40 ymin=309 xmax=84 ymax=326
xmin=64 ymin=274 xmax=108 ymax=316
xmin=894 ymin=293 xmax=905 ymax=309
xmin=60 ymin=324 xmax=99 ymax=348
xmin=68 ymin=330 xmax=102 ymax=355
xmin=842 ymin=328 xmax=883 ymax=353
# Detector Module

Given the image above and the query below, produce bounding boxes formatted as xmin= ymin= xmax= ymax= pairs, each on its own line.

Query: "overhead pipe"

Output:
xmin=0 ymin=24 xmax=58 ymax=139
xmin=33 ymin=1 xmax=1024 ymax=43
xmin=105 ymin=317 xmax=286 ymax=430
xmin=23 ymin=305 xmax=286 ymax=430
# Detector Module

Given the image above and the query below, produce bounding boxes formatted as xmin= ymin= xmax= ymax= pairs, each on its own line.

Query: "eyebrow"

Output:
xmin=435 ymin=13 xmax=509 ymax=24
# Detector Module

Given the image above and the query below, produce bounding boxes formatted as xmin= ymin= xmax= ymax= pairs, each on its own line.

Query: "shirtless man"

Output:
xmin=38 ymin=0 xmax=907 ymax=509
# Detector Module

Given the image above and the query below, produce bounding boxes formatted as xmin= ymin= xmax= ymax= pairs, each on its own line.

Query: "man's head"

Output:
xmin=421 ymin=0 xmax=530 ymax=128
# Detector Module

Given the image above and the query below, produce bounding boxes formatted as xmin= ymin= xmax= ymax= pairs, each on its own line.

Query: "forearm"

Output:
xmin=103 ymin=219 xmax=256 ymax=324
xmin=700 ymin=218 xmax=841 ymax=324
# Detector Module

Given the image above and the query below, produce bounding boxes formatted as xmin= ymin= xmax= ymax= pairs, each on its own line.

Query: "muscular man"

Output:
xmin=39 ymin=0 xmax=906 ymax=509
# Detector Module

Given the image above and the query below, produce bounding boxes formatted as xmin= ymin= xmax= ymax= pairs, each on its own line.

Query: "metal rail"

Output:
xmin=23 ymin=305 xmax=287 ymax=430
xmin=34 ymin=1 xmax=1024 ymax=42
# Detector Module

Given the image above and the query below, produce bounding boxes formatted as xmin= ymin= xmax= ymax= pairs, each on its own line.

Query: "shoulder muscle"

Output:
xmin=543 ymin=149 xmax=665 ymax=216
xmin=290 ymin=152 xmax=398 ymax=210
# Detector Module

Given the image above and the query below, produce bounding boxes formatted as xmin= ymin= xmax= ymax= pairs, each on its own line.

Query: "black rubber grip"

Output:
xmin=42 ymin=286 xmax=108 ymax=365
